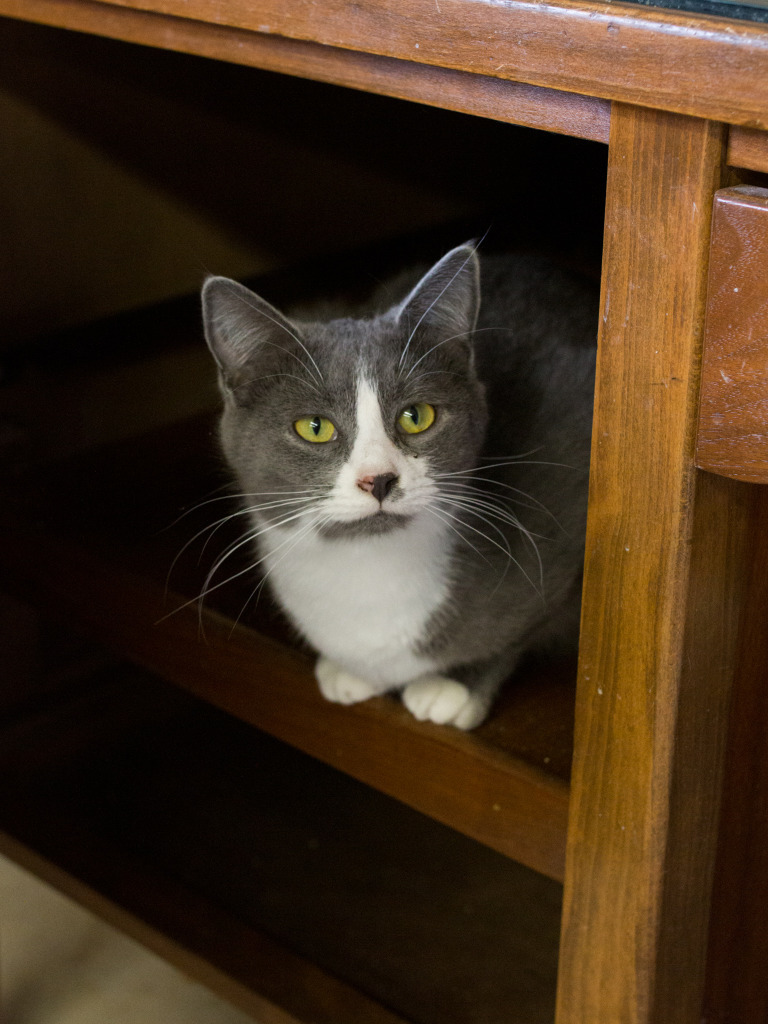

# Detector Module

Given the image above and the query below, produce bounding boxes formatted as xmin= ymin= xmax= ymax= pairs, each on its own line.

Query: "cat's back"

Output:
xmin=473 ymin=252 xmax=597 ymax=461
xmin=476 ymin=251 xmax=598 ymax=360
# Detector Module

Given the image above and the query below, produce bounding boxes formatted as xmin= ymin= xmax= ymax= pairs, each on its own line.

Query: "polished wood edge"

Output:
xmin=0 ymin=0 xmax=610 ymax=143
xmin=557 ymin=108 xmax=737 ymax=1023
xmin=728 ymin=126 xmax=768 ymax=174
xmin=8 ymin=0 xmax=768 ymax=128
xmin=0 ymin=830 xmax=410 ymax=1024
xmin=696 ymin=185 xmax=768 ymax=484
xmin=0 ymin=515 xmax=570 ymax=881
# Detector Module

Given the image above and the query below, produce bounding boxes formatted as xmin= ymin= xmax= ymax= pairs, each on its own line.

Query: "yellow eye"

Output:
xmin=294 ymin=415 xmax=337 ymax=443
xmin=398 ymin=403 xmax=436 ymax=435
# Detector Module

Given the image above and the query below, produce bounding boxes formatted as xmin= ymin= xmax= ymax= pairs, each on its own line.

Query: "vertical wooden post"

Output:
xmin=556 ymin=105 xmax=753 ymax=1024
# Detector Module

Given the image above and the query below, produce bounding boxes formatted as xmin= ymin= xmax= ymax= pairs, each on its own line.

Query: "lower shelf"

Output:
xmin=0 ymin=663 xmax=562 ymax=1024
xmin=1 ymin=413 xmax=575 ymax=880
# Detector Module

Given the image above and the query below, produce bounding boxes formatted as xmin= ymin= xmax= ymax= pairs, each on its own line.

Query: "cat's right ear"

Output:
xmin=201 ymin=276 xmax=300 ymax=389
xmin=397 ymin=243 xmax=481 ymax=340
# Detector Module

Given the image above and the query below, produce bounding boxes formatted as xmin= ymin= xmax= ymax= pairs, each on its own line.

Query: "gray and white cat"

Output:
xmin=201 ymin=244 xmax=596 ymax=729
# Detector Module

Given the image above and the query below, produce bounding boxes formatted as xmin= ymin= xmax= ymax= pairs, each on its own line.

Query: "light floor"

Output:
xmin=0 ymin=854 xmax=257 ymax=1024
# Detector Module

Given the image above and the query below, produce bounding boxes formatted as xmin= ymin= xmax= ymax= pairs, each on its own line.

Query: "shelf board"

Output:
xmin=0 ymin=664 xmax=562 ymax=1024
xmin=1 ymin=413 xmax=575 ymax=881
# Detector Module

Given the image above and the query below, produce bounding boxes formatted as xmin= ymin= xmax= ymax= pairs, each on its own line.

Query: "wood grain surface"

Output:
xmin=696 ymin=186 xmax=768 ymax=483
xmin=728 ymin=126 xmax=768 ymax=175
xmin=3 ymin=0 xmax=768 ymax=128
xmin=0 ymin=0 xmax=610 ymax=142
xmin=557 ymin=106 xmax=753 ymax=1024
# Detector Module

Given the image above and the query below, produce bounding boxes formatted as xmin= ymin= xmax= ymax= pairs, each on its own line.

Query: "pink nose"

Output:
xmin=357 ymin=473 xmax=398 ymax=503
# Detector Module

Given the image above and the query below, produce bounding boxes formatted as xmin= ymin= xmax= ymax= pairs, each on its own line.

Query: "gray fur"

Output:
xmin=201 ymin=244 xmax=596 ymax=727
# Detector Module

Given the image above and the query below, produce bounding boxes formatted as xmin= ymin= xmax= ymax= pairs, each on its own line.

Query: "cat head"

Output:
xmin=201 ymin=244 xmax=488 ymax=538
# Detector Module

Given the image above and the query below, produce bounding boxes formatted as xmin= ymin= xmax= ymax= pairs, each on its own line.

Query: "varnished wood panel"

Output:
xmin=696 ymin=186 xmax=768 ymax=484
xmin=0 ymin=0 xmax=610 ymax=142
xmin=557 ymin=107 xmax=751 ymax=1024
xmin=4 ymin=0 xmax=768 ymax=128
xmin=728 ymin=127 xmax=768 ymax=175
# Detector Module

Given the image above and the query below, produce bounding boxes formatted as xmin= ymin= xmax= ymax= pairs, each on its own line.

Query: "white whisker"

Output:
xmin=197 ymin=497 xmax=325 ymax=565
xmin=157 ymin=503 xmax=322 ymax=625
xmin=233 ymin=510 xmax=334 ymax=631
xmin=432 ymin=496 xmax=511 ymax=557
xmin=439 ymin=452 xmax=549 ymax=474
xmin=440 ymin=486 xmax=555 ymax=537
xmin=437 ymin=478 xmax=558 ymax=522
xmin=165 ymin=494 xmax=323 ymax=592
xmin=439 ymin=487 xmax=546 ymax=582
xmin=425 ymin=504 xmax=491 ymax=567
xmin=197 ymin=505 xmax=322 ymax=615
xmin=169 ymin=486 xmax=326 ymax=524
xmin=432 ymin=495 xmax=543 ymax=597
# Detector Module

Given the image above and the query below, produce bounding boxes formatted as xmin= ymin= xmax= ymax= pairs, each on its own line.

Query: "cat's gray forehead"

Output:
xmin=295 ymin=311 xmax=404 ymax=377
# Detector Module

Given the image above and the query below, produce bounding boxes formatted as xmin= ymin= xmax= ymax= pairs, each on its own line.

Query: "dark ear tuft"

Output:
xmin=201 ymin=276 xmax=301 ymax=382
xmin=398 ymin=243 xmax=480 ymax=340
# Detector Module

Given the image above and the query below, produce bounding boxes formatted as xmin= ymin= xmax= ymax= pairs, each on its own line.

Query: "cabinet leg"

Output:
xmin=556 ymin=105 xmax=752 ymax=1024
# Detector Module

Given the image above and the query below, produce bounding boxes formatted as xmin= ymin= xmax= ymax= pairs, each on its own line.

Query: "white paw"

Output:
xmin=315 ymin=657 xmax=378 ymax=705
xmin=402 ymin=676 xmax=487 ymax=730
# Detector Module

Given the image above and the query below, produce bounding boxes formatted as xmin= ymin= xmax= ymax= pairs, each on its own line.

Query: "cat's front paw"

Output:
xmin=402 ymin=677 xmax=488 ymax=730
xmin=315 ymin=657 xmax=378 ymax=706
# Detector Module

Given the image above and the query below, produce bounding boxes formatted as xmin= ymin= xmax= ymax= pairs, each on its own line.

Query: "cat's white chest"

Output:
xmin=260 ymin=515 xmax=451 ymax=687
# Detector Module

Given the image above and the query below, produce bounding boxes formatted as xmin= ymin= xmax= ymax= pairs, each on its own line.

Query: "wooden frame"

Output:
xmin=4 ymin=0 xmax=768 ymax=134
xmin=559 ymin=105 xmax=755 ymax=1024
xmin=4 ymin=0 xmax=768 ymax=126
xmin=2 ymin=1 xmax=768 ymax=1022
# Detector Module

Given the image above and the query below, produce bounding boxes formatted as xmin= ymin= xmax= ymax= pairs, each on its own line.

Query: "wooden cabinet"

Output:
xmin=1 ymin=2 xmax=768 ymax=1022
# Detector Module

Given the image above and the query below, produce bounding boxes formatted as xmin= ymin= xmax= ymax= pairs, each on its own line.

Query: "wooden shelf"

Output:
xmin=0 ymin=661 xmax=562 ymax=1024
xmin=1 ymin=409 xmax=575 ymax=882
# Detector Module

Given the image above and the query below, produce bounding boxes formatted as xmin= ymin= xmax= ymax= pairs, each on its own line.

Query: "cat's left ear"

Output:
xmin=201 ymin=275 xmax=302 ymax=381
xmin=397 ymin=243 xmax=480 ymax=341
